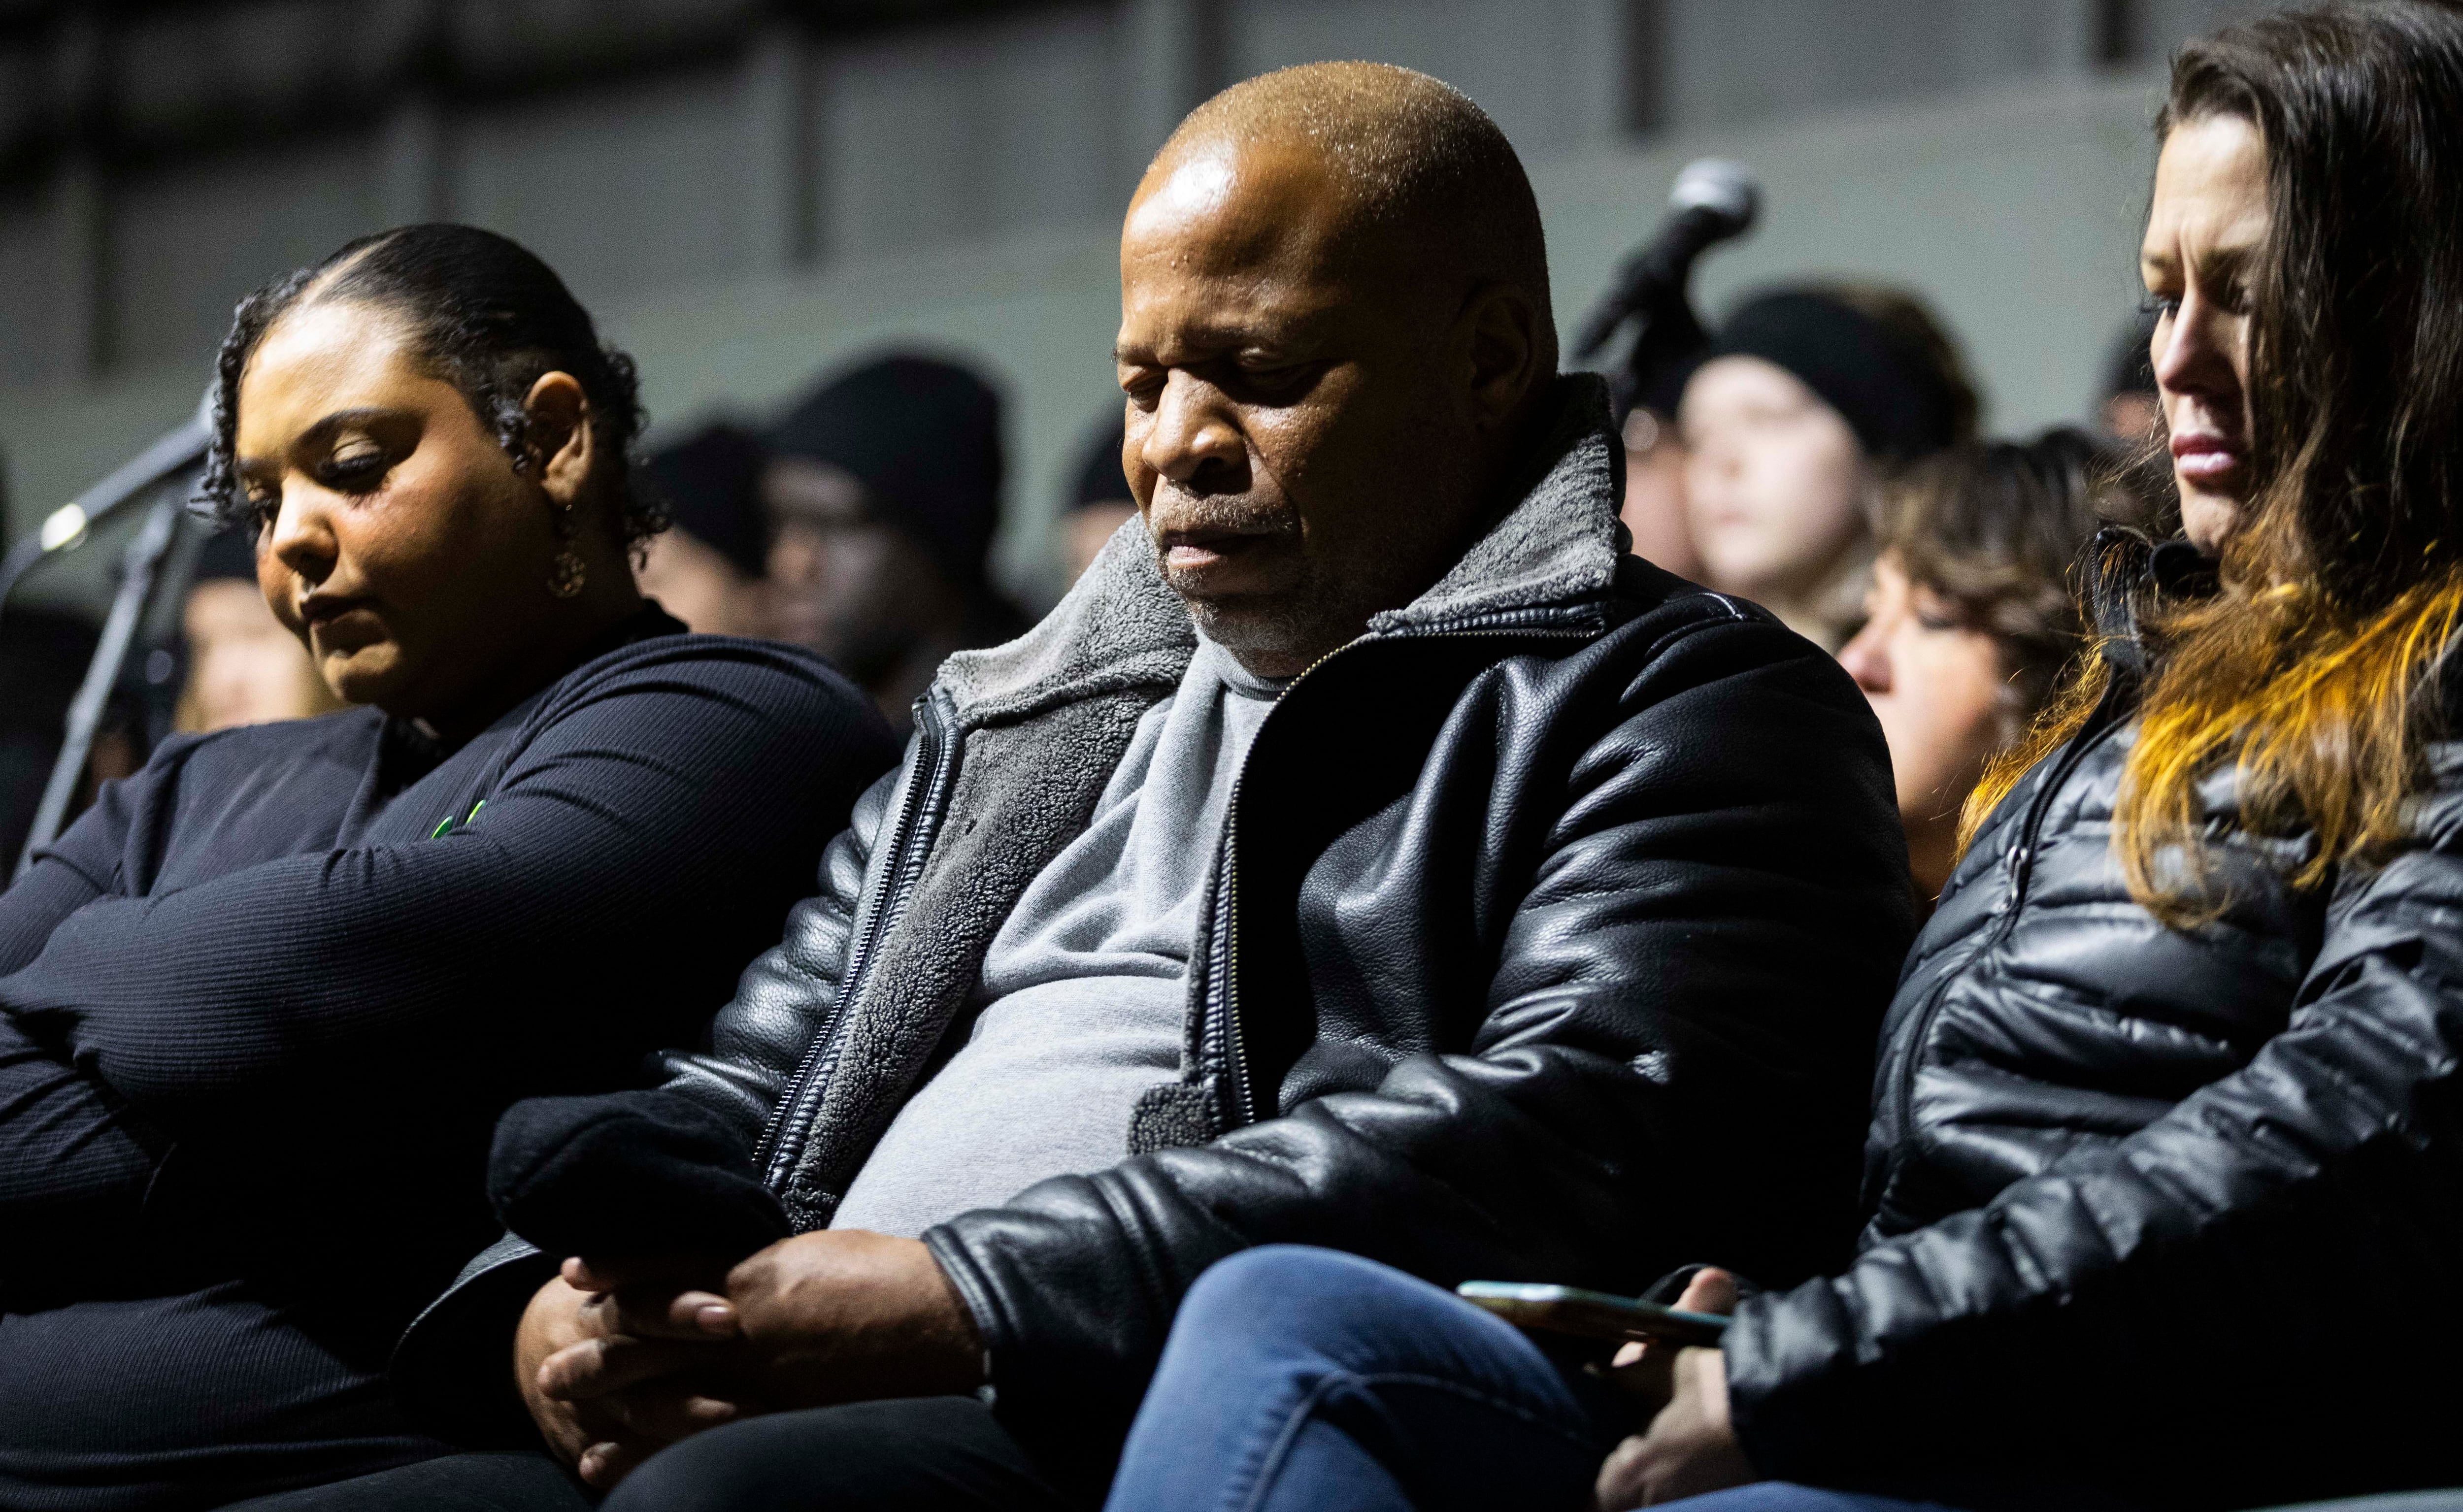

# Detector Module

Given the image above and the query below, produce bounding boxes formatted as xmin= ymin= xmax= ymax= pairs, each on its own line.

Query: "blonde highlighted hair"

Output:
xmin=1962 ymin=2 xmax=2463 ymax=927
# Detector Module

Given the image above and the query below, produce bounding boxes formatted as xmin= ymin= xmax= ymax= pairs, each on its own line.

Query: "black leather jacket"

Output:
xmin=1725 ymin=539 xmax=2463 ymax=1509
xmin=395 ymin=379 xmax=1915 ymax=1464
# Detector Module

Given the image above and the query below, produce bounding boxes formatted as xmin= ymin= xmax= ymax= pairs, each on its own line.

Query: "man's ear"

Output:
xmin=1456 ymin=283 xmax=1547 ymax=430
xmin=525 ymin=371 xmax=597 ymax=509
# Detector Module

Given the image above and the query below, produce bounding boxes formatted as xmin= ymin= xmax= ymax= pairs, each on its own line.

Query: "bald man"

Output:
xmin=341 ymin=63 xmax=1912 ymax=1512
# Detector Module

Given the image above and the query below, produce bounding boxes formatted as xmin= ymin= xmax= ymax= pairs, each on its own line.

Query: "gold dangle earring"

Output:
xmin=547 ymin=498 xmax=587 ymax=599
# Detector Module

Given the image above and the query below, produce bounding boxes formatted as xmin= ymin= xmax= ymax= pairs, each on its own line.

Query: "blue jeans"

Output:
xmin=1103 ymin=1246 xmax=1615 ymax=1512
xmin=1101 ymin=1246 xmax=1956 ymax=1512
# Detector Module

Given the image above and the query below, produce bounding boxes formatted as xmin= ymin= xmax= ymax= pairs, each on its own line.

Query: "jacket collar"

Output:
xmin=2084 ymin=527 xmax=2224 ymax=688
xmin=934 ymin=373 xmax=1626 ymax=728
xmin=1367 ymin=374 xmax=1625 ymax=636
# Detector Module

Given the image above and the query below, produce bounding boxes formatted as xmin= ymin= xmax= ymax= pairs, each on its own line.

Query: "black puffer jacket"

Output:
xmin=1726 ymin=540 xmax=2463 ymax=1510
xmin=395 ymin=379 xmax=1916 ymax=1471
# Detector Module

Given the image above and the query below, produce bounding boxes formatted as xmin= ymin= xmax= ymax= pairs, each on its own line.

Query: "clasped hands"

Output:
xmin=514 ymin=1229 xmax=983 ymax=1488
xmin=1593 ymin=1266 xmax=1759 ymax=1510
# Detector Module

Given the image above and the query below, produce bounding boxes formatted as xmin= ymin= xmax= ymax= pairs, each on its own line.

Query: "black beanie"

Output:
xmin=767 ymin=354 xmax=1004 ymax=592
xmin=1694 ymin=290 xmax=1961 ymax=462
xmin=1068 ymin=417 xmax=1131 ymax=513
xmin=642 ymin=422 xmax=770 ymax=578
xmin=192 ymin=521 xmax=261 ymax=583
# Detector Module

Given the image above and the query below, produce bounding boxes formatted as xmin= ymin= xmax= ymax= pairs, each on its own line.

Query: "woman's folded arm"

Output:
xmin=0 ymin=642 xmax=894 ymax=1176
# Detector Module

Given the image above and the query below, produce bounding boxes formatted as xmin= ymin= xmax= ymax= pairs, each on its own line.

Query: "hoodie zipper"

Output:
xmin=755 ymin=692 xmax=959 ymax=1186
xmin=1203 ymin=616 xmax=1595 ymax=1131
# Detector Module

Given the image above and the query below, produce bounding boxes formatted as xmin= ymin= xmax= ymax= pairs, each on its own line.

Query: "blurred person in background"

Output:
xmin=2098 ymin=306 xmax=2164 ymax=442
xmin=1837 ymin=429 xmax=2111 ymax=907
xmin=636 ymin=421 xmax=773 ymax=637
xmin=1678 ymin=285 xmax=1978 ymax=650
xmin=0 ymin=223 xmax=898 ymax=1511
xmin=1061 ymin=416 xmax=1138 ymax=584
xmin=1618 ymin=404 xmax=1700 ymax=580
xmin=764 ymin=354 xmax=1028 ymax=727
xmin=176 ymin=523 xmax=349 ymax=732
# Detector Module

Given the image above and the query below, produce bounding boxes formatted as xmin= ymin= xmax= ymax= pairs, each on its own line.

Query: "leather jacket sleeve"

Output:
xmin=1721 ymin=768 xmax=2463 ymax=1508
xmin=922 ymin=614 xmax=1915 ymax=1465
xmin=387 ymin=770 xmax=892 ymax=1442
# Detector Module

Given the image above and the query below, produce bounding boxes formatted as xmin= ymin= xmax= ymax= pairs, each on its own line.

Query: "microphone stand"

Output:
xmin=6 ymin=396 xmax=214 ymax=879
xmin=0 ymin=404 xmax=212 ymax=619
xmin=15 ymin=487 xmax=188 ymax=880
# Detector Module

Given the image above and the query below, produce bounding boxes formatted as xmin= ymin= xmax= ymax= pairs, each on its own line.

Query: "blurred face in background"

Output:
xmin=1063 ymin=500 xmax=1139 ymax=583
xmin=1618 ymin=407 xmax=1698 ymax=579
xmin=2142 ymin=111 xmax=2268 ymax=556
xmin=1679 ymin=355 xmax=1870 ymax=602
xmin=763 ymin=456 xmax=958 ymax=676
xmin=2101 ymin=389 xmax=2163 ymax=444
xmin=1837 ymin=550 xmax=2013 ymax=899
xmin=635 ymin=527 xmax=768 ymax=638
xmin=179 ymin=576 xmax=341 ymax=732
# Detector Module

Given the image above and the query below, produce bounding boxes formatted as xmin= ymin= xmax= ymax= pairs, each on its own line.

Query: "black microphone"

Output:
xmin=1575 ymin=159 xmax=1760 ymax=420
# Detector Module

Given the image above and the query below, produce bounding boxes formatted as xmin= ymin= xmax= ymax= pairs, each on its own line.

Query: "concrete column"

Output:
xmin=1568 ymin=0 xmax=1666 ymax=142
xmin=1122 ymin=0 xmax=1226 ymax=181
xmin=48 ymin=6 xmax=109 ymax=384
xmin=2093 ymin=0 xmax=2141 ymax=67
xmin=49 ymin=154 xmax=107 ymax=385
xmin=380 ymin=94 xmax=449 ymax=226
xmin=741 ymin=21 xmax=814 ymax=274
xmin=2041 ymin=0 xmax=2116 ymax=74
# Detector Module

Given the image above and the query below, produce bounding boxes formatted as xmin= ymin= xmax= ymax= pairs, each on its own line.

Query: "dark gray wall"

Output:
xmin=0 ymin=0 xmax=2270 ymax=603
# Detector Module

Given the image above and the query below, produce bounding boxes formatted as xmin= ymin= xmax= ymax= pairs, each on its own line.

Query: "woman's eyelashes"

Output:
xmin=318 ymin=443 xmax=393 ymax=493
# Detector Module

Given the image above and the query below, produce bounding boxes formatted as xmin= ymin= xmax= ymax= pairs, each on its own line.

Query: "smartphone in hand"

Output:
xmin=1457 ymin=1281 xmax=1730 ymax=1348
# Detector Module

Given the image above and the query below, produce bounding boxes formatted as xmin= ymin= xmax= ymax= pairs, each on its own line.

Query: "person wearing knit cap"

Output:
xmin=635 ymin=422 xmax=772 ymax=638
xmin=762 ymin=354 xmax=1027 ymax=727
xmin=1059 ymin=416 xmax=1137 ymax=584
xmin=1677 ymin=284 xmax=1978 ymax=651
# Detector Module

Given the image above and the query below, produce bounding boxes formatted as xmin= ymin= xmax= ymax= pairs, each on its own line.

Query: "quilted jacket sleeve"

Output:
xmin=1721 ymin=770 xmax=2463 ymax=1509
xmin=923 ymin=609 xmax=1917 ymax=1468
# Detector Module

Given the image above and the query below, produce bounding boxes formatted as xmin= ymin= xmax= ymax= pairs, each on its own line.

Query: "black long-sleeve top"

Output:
xmin=0 ymin=606 xmax=899 ymax=1510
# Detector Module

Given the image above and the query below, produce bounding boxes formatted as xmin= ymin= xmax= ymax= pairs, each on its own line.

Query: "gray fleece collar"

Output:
xmin=935 ymin=373 xmax=1624 ymax=728
xmin=1368 ymin=374 xmax=1623 ymax=634
xmin=934 ymin=513 xmax=1198 ymax=728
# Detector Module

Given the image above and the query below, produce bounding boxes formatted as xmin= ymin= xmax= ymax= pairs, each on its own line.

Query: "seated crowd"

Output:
xmin=1 ymin=5 xmax=2460 ymax=1511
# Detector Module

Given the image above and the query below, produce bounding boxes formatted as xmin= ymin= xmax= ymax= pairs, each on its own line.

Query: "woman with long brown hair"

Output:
xmin=1094 ymin=7 xmax=2463 ymax=1510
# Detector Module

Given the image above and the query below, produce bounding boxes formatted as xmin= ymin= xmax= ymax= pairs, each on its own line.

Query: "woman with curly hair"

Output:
xmin=1839 ymin=428 xmax=2118 ymax=905
xmin=0 ymin=224 xmax=897 ymax=1509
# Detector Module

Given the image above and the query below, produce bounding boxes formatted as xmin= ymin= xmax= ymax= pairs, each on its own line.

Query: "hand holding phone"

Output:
xmin=1456 ymin=1281 xmax=1730 ymax=1348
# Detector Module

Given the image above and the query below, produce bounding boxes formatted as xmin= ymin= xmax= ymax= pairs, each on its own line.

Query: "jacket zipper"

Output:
xmin=1202 ymin=616 xmax=1595 ymax=1132
xmin=755 ymin=692 xmax=958 ymax=1185
xmin=1885 ymin=682 xmax=2130 ymax=1147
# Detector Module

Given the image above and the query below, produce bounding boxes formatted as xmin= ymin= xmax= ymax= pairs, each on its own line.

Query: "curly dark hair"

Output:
xmin=196 ymin=223 xmax=666 ymax=547
xmin=1880 ymin=427 xmax=2123 ymax=724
